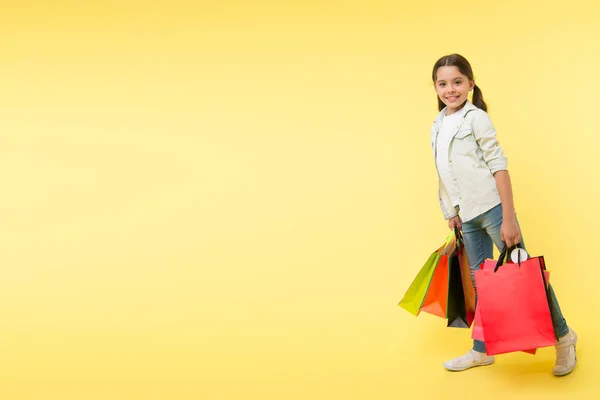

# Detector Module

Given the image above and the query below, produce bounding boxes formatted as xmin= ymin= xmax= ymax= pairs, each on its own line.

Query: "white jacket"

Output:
xmin=430 ymin=101 xmax=508 ymax=223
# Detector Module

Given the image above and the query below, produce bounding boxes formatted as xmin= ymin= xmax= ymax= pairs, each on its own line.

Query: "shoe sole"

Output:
xmin=444 ymin=358 xmax=495 ymax=372
xmin=554 ymin=331 xmax=578 ymax=377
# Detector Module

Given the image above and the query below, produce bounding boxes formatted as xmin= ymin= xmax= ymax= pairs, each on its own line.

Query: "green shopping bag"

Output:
xmin=398 ymin=231 xmax=455 ymax=316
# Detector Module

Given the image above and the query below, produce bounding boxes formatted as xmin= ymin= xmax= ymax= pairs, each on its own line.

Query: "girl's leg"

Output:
xmin=547 ymin=285 xmax=569 ymax=338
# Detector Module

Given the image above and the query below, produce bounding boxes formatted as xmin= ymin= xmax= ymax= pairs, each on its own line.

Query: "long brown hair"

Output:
xmin=432 ymin=54 xmax=487 ymax=112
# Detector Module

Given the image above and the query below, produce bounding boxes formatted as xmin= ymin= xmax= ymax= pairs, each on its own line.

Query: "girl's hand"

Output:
xmin=448 ymin=216 xmax=462 ymax=231
xmin=501 ymin=218 xmax=521 ymax=248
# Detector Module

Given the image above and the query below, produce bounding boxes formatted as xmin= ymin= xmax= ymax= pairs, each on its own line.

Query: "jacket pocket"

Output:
xmin=455 ymin=127 xmax=473 ymax=139
xmin=452 ymin=128 xmax=478 ymax=154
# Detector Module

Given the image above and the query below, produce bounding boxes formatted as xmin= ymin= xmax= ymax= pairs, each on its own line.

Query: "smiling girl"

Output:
xmin=430 ymin=54 xmax=577 ymax=376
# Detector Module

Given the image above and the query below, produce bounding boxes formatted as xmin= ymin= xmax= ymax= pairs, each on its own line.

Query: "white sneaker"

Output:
xmin=553 ymin=328 xmax=577 ymax=376
xmin=443 ymin=349 xmax=495 ymax=372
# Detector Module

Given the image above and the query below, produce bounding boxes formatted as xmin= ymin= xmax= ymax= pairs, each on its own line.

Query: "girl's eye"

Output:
xmin=439 ymin=83 xmax=445 ymax=87
xmin=455 ymin=81 xmax=462 ymax=85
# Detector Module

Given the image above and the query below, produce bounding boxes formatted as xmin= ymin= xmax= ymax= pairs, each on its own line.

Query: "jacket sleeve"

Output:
xmin=471 ymin=110 xmax=508 ymax=174
xmin=432 ymin=118 xmax=458 ymax=221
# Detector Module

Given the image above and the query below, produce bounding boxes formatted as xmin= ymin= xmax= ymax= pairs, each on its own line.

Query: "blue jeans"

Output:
xmin=461 ymin=203 xmax=570 ymax=353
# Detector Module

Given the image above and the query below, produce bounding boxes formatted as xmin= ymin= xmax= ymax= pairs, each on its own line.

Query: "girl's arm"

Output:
xmin=471 ymin=110 xmax=518 ymax=247
xmin=494 ymin=170 xmax=521 ymax=248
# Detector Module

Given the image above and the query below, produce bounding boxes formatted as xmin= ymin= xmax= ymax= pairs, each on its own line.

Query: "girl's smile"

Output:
xmin=434 ymin=66 xmax=475 ymax=115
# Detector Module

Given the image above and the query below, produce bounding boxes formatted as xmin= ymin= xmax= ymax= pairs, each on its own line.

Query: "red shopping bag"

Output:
xmin=471 ymin=301 xmax=485 ymax=341
xmin=472 ymin=275 xmax=549 ymax=355
xmin=470 ymin=303 xmax=542 ymax=354
xmin=474 ymin=248 xmax=556 ymax=356
xmin=472 ymin=260 xmax=550 ymax=351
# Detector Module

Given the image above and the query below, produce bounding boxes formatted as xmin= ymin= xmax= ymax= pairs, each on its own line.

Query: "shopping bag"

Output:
xmin=420 ymin=230 xmax=465 ymax=318
xmin=457 ymin=237 xmax=476 ymax=325
xmin=472 ymin=255 xmax=550 ymax=341
xmin=471 ymin=301 xmax=485 ymax=341
xmin=446 ymin=250 xmax=468 ymax=327
xmin=398 ymin=231 xmax=454 ymax=316
xmin=446 ymin=229 xmax=475 ymax=328
xmin=475 ymin=247 xmax=556 ymax=356
xmin=419 ymin=250 xmax=451 ymax=318
xmin=471 ymin=272 xmax=550 ymax=355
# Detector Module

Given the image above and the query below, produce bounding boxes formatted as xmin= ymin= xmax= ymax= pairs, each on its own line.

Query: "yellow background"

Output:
xmin=0 ymin=1 xmax=598 ymax=399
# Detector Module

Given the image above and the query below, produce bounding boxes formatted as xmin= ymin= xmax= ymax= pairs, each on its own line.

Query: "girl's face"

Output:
xmin=434 ymin=66 xmax=475 ymax=115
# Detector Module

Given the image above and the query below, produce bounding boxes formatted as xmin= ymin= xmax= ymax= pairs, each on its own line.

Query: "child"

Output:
xmin=430 ymin=53 xmax=577 ymax=376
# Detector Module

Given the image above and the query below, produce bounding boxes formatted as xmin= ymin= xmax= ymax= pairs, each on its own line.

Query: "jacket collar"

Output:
xmin=434 ymin=100 xmax=478 ymax=126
